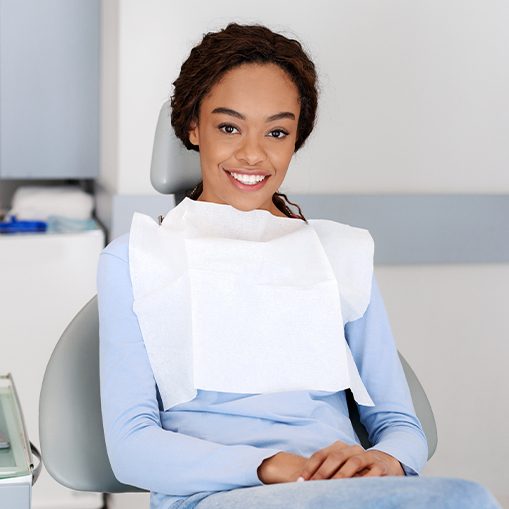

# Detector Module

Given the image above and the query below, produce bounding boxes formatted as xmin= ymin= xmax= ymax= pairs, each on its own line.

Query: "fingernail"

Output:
xmin=296 ymin=476 xmax=305 ymax=482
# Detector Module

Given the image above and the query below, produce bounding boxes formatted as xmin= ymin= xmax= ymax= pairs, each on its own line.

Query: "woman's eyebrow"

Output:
xmin=267 ymin=111 xmax=296 ymax=122
xmin=212 ymin=107 xmax=245 ymax=119
xmin=211 ymin=107 xmax=296 ymax=122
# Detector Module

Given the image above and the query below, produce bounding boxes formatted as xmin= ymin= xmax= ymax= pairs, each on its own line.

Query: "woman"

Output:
xmin=97 ymin=23 xmax=500 ymax=509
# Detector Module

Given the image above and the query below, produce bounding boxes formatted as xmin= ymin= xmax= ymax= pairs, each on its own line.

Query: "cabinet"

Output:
xmin=0 ymin=0 xmax=99 ymax=179
xmin=0 ymin=228 xmax=105 ymax=508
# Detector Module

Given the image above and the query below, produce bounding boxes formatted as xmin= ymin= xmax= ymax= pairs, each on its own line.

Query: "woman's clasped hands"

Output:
xmin=257 ymin=440 xmax=404 ymax=484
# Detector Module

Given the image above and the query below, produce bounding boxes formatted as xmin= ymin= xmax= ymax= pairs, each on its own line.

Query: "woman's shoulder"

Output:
xmin=97 ymin=233 xmax=131 ymax=291
xmin=101 ymin=232 xmax=130 ymax=263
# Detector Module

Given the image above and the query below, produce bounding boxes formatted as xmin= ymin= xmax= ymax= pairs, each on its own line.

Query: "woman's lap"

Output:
xmin=172 ymin=476 xmax=501 ymax=509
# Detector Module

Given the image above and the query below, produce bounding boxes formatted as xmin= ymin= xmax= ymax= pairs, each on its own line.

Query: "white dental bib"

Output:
xmin=129 ymin=197 xmax=375 ymax=410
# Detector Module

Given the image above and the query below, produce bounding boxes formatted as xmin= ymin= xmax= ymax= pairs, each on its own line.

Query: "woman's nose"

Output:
xmin=234 ymin=135 xmax=267 ymax=166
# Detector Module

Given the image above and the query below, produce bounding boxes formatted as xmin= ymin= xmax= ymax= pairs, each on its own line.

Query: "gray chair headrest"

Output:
xmin=149 ymin=101 xmax=201 ymax=195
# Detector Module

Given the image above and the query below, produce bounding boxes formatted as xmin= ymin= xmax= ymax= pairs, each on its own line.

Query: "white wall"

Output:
xmin=101 ymin=0 xmax=509 ymax=195
xmin=100 ymin=1 xmax=509 ymax=507
xmin=376 ymin=264 xmax=509 ymax=506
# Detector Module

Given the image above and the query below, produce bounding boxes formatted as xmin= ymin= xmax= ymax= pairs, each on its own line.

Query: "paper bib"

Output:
xmin=129 ymin=197 xmax=375 ymax=410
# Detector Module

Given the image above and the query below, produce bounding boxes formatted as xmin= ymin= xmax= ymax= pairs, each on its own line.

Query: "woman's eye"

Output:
xmin=219 ymin=124 xmax=239 ymax=135
xmin=268 ymin=129 xmax=289 ymax=139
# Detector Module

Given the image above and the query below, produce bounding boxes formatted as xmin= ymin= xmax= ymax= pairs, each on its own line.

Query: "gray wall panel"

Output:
xmin=290 ymin=194 xmax=509 ymax=264
xmin=97 ymin=189 xmax=509 ymax=264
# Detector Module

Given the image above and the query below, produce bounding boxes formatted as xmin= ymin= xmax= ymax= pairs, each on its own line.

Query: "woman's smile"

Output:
xmin=223 ymin=167 xmax=271 ymax=191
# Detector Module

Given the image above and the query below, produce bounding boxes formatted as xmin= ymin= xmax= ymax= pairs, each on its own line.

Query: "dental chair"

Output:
xmin=38 ymin=101 xmax=438 ymax=497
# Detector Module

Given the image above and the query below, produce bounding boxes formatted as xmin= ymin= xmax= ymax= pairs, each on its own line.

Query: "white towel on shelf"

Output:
xmin=129 ymin=197 xmax=375 ymax=410
xmin=8 ymin=186 xmax=94 ymax=221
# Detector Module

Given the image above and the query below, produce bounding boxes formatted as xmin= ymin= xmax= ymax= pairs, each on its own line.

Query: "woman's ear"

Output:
xmin=188 ymin=120 xmax=199 ymax=146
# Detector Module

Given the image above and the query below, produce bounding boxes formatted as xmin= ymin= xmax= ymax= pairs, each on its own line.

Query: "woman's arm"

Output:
xmin=294 ymin=274 xmax=428 ymax=481
xmin=97 ymin=238 xmax=282 ymax=496
xmin=255 ymin=272 xmax=429 ymax=483
xmin=344 ymin=274 xmax=428 ymax=475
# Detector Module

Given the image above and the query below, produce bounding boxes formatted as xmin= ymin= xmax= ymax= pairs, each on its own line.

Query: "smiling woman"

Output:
xmin=97 ymin=22 xmax=502 ymax=509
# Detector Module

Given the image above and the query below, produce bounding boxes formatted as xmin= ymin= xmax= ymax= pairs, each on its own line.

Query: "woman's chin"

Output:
xmin=227 ymin=196 xmax=277 ymax=215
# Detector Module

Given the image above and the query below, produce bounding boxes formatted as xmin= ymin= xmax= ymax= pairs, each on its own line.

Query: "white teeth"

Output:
xmin=229 ymin=171 xmax=267 ymax=185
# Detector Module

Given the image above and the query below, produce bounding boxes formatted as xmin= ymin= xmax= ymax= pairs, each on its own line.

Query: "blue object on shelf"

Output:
xmin=0 ymin=217 xmax=47 ymax=234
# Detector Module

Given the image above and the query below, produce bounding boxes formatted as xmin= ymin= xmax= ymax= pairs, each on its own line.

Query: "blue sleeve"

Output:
xmin=344 ymin=274 xmax=428 ymax=476
xmin=97 ymin=240 xmax=282 ymax=496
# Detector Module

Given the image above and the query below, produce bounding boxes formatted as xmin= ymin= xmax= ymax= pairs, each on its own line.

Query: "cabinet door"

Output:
xmin=0 ymin=230 xmax=105 ymax=508
xmin=0 ymin=0 xmax=99 ymax=178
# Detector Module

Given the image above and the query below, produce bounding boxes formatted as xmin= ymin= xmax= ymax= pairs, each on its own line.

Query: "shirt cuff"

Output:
xmin=366 ymin=430 xmax=427 ymax=477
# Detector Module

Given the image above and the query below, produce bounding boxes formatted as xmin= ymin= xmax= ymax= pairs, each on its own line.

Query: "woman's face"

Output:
xmin=188 ymin=63 xmax=300 ymax=217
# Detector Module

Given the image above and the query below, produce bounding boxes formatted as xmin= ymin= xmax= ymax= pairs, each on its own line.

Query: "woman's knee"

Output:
xmin=427 ymin=478 xmax=500 ymax=509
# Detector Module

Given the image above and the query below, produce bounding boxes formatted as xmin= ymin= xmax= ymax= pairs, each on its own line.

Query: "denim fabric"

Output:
xmin=169 ymin=477 xmax=501 ymax=509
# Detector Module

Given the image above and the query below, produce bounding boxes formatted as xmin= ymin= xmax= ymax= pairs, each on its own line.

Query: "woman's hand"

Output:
xmin=298 ymin=440 xmax=405 ymax=480
xmin=257 ymin=452 xmax=308 ymax=484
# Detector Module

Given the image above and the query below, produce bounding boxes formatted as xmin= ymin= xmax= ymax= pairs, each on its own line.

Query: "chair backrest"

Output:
xmin=39 ymin=295 xmax=437 ymax=493
xmin=39 ymin=296 xmax=144 ymax=493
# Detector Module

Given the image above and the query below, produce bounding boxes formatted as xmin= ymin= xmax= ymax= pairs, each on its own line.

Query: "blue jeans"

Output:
xmin=170 ymin=477 xmax=501 ymax=509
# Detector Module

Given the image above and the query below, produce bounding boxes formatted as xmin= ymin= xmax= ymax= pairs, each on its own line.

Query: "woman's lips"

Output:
xmin=224 ymin=168 xmax=271 ymax=191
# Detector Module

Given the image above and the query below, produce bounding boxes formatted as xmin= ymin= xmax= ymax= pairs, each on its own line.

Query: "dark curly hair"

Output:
xmin=170 ymin=23 xmax=319 ymax=221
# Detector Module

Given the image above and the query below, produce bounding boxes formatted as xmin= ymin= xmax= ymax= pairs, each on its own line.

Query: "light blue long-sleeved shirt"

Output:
xmin=97 ymin=232 xmax=428 ymax=509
